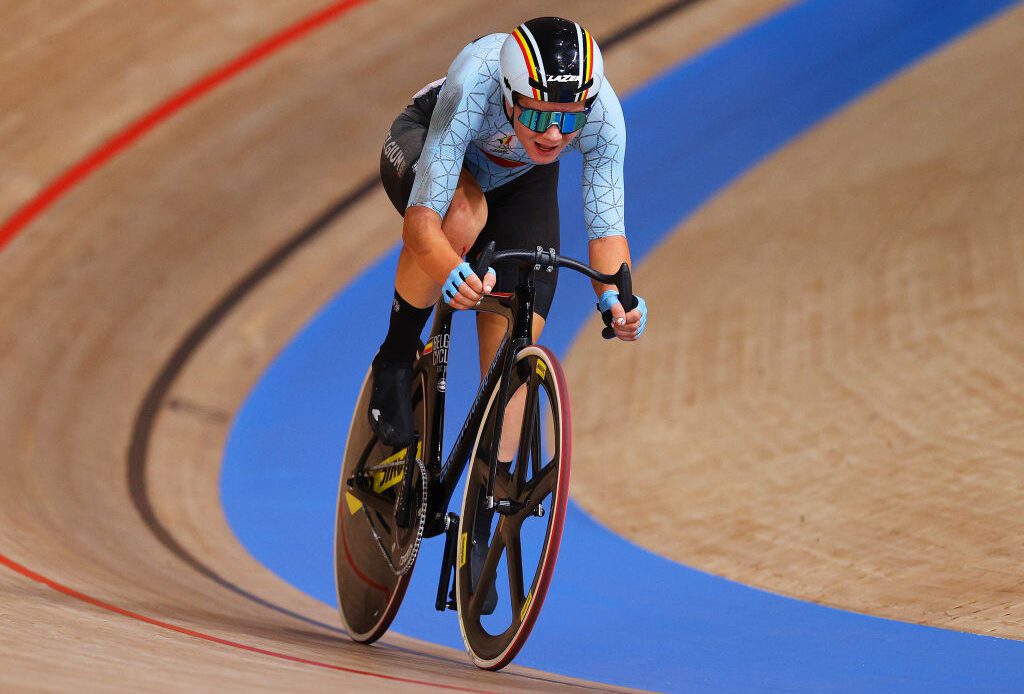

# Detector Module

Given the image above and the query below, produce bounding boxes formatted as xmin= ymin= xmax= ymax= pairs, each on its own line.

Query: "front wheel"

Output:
xmin=456 ymin=345 xmax=572 ymax=670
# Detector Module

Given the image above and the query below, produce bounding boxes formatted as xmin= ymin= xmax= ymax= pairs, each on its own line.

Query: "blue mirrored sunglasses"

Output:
xmin=516 ymin=102 xmax=590 ymax=134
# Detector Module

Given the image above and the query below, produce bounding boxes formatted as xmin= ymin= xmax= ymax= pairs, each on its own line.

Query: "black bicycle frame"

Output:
xmin=349 ymin=243 xmax=633 ymax=540
xmin=416 ymin=272 xmax=536 ymax=537
xmin=412 ymin=244 xmax=634 ymax=537
xmin=343 ymin=244 xmax=633 ymax=611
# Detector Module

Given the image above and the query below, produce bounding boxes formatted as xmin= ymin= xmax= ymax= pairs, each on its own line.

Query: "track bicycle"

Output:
xmin=334 ymin=241 xmax=635 ymax=670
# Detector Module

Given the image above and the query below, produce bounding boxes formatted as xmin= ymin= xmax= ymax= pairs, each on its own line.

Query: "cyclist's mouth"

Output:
xmin=534 ymin=141 xmax=557 ymax=154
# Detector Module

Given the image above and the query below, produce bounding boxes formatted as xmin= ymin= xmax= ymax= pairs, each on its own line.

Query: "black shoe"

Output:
xmin=368 ymin=353 xmax=415 ymax=448
xmin=470 ymin=504 xmax=499 ymax=615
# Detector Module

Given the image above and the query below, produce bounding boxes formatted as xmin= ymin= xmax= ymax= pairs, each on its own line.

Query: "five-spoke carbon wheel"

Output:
xmin=456 ymin=345 xmax=571 ymax=670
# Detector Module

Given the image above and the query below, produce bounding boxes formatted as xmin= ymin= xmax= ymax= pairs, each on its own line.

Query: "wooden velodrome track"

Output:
xmin=1 ymin=1 xmax=1021 ymax=692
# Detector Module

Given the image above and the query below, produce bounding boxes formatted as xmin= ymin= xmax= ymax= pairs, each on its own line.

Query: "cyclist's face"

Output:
xmin=510 ymin=95 xmax=587 ymax=164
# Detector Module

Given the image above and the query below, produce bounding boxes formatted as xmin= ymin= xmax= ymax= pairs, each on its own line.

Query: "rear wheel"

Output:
xmin=456 ymin=345 xmax=571 ymax=670
xmin=334 ymin=362 xmax=427 ymax=643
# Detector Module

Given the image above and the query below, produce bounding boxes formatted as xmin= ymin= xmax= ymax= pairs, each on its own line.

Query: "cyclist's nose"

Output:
xmin=540 ymin=124 xmax=562 ymax=142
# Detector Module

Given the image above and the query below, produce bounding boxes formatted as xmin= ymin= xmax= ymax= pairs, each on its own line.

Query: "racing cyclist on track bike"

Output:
xmin=370 ymin=16 xmax=648 ymax=449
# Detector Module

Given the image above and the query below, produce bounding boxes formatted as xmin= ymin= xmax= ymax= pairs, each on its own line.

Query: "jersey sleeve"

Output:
xmin=407 ymin=46 xmax=491 ymax=219
xmin=576 ymin=81 xmax=627 ymax=239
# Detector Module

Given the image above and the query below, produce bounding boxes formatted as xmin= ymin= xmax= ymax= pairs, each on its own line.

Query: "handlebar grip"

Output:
xmin=601 ymin=263 xmax=637 ymax=339
xmin=617 ymin=263 xmax=636 ymax=313
xmin=473 ymin=240 xmax=496 ymax=279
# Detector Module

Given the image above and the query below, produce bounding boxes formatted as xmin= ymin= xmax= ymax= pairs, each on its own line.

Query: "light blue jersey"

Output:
xmin=408 ymin=34 xmax=626 ymax=240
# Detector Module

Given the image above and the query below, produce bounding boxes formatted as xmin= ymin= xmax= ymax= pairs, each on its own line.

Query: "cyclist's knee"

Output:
xmin=531 ymin=314 xmax=546 ymax=340
xmin=442 ymin=172 xmax=487 ymax=254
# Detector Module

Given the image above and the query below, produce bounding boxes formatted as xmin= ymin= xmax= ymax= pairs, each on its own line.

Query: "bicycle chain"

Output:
xmin=362 ymin=454 xmax=428 ymax=576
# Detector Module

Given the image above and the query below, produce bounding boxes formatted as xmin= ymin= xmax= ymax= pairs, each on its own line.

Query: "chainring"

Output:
xmin=360 ymin=451 xmax=429 ymax=576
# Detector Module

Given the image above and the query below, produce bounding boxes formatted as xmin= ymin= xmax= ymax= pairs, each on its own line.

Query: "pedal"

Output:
xmin=434 ymin=512 xmax=460 ymax=612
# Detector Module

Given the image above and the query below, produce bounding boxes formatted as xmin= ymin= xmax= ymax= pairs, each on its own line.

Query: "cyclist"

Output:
xmin=371 ymin=16 xmax=648 ymax=447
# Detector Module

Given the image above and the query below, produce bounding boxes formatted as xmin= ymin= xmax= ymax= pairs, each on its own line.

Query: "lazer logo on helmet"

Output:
xmin=545 ymin=75 xmax=578 ymax=82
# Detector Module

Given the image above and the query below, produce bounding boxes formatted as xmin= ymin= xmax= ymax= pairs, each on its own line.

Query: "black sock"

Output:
xmin=377 ymin=290 xmax=433 ymax=364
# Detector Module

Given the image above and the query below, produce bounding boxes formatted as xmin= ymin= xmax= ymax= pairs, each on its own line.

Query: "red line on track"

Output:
xmin=0 ymin=0 xmax=368 ymax=252
xmin=0 ymin=552 xmax=491 ymax=692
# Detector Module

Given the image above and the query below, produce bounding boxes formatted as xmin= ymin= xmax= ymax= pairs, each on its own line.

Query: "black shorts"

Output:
xmin=380 ymin=85 xmax=560 ymax=318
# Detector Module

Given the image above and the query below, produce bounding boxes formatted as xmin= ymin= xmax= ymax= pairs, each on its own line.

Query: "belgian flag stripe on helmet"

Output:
xmin=581 ymin=28 xmax=594 ymax=102
xmin=513 ymin=26 xmax=543 ymax=100
xmin=573 ymin=23 xmax=586 ymax=99
xmin=577 ymin=25 xmax=593 ymax=103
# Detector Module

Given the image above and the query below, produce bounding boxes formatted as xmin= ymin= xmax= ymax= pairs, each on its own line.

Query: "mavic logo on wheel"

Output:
xmin=370 ymin=442 xmax=422 ymax=493
xmin=535 ymin=360 xmax=547 ymax=380
xmin=458 ymin=532 xmax=468 ymax=569
xmin=372 ymin=465 xmax=404 ymax=494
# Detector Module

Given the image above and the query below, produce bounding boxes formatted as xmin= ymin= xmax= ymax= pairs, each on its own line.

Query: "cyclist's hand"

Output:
xmin=443 ymin=261 xmax=496 ymax=310
xmin=598 ymin=289 xmax=647 ymax=341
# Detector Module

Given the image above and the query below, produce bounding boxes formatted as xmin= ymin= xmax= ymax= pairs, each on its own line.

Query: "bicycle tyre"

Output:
xmin=334 ymin=361 xmax=426 ymax=643
xmin=455 ymin=345 xmax=572 ymax=670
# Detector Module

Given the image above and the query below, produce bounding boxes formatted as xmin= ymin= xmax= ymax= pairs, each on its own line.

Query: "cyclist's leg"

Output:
xmin=468 ymin=161 xmax=560 ymax=459
xmin=371 ymin=170 xmax=486 ymax=446
xmin=379 ymin=86 xmax=488 ymax=353
xmin=374 ymin=88 xmax=487 ymax=445
xmin=476 ymin=314 xmax=545 ymax=375
xmin=479 ymin=314 xmax=543 ymax=462
xmin=461 ymin=162 xmax=559 ymax=611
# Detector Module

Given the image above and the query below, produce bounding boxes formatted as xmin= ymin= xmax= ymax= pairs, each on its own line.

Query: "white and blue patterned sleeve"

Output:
xmin=407 ymin=44 xmax=491 ymax=219
xmin=576 ymin=80 xmax=627 ymax=239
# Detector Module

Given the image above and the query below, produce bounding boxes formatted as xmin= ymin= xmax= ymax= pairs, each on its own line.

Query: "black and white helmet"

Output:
xmin=500 ymin=17 xmax=605 ymax=105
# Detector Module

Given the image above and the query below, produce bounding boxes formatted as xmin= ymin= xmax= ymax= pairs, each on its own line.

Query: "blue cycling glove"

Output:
xmin=597 ymin=289 xmax=647 ymax=339
xmin=442 ymin=261 xmax=495 ymax=306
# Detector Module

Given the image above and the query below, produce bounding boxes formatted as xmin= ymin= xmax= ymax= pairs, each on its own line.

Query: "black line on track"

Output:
xmin=126 ymin=178 xmax=378 ymax=636
xmin=603 ymin=0 xmax=706 ymax=50
xmin=127 ymin=0 xmax=705 ymax=688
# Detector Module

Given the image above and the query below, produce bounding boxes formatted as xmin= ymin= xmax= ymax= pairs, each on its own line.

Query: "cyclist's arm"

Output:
xmin=590 ymin=235 xmax=644 ymax=340
xmin=402 ymin=205 xmax=464 ymax=285
xmin=576 ymin=83 xmax=642 ymax=339
xmin=403 ymin=46 xmax=491 ymax=299
xmin=577 ymin=81 xmax=627 ymax=241
xmin=588 ymin=235 xmax=632 ymax=298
